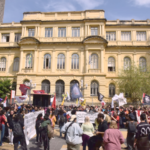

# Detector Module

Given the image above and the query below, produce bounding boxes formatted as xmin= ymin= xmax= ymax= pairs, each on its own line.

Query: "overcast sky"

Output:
xmin=3 ymin=0 xmax=150 ymax=23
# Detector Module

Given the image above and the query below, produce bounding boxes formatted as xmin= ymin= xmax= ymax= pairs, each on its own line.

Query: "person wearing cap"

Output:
xmin=103 ymin=121 xmax=125 ymax=150
xmin=124 ymin=113 xmax=137 ymax=150
xmin=61 ymin=114 xmax=83 ymax=150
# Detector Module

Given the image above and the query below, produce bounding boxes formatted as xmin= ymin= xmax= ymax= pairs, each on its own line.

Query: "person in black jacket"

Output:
xmin=35 ymin=113 xmax=43 ymax=143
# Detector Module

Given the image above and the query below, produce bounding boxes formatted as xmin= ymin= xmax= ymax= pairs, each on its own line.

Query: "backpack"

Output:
xmin=128 ymin=121 xmax=136 ymax=134
xmin=47 ymin=124 xmax=54 ymax=139
xmin=59 ymin=115 xmax=65 ymax=125
xmin=13 ymin=122 xmax=23 ymax=137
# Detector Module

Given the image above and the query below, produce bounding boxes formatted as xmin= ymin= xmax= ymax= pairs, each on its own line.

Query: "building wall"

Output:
xmin=0 ymin=10 xmax=150 ymax=104
xmin=0 ymin=0 xmax=5 ymax=23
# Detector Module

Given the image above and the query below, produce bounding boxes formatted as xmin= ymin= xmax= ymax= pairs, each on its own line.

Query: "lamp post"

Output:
xmin=25 ymin=80 xmax=36 ymax=104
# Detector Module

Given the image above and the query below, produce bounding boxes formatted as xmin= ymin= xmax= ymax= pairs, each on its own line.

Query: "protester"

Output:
xmin=35 ymin=113 xmax=43 ymax=143
xmin=7 ymin=109 xmax=14 ymax=145
xmin=134 ymin=113 xmax=150 ymax=150
xmin=61 ymin=115 xmax=83 ymax=150
xmin=58 ymin=110 xmax=66 ymax=138
xmin=40 ymin=114 xmax=52 ymax=150
xmin=103 ymin=121 xmax=125 ymax=150
xmin=49 ymin=111 xmax=56 ymax=139
xmin=81 ymin=116 xmax=94 ymax=150
xmin=111 ymin=112 xmax=120 ymax=129
xmin=12 ymin=114 xmax=27 ymax=150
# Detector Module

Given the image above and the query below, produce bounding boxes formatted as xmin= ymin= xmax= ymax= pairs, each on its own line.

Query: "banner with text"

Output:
xmin=24 ymin=110 xmax=44 ymax=145
xmin=68 ymin=111 xmax=98 ymax=123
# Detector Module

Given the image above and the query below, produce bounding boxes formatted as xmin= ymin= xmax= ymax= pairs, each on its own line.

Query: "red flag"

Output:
xmin=52 ymin=94 xmax=56 ymax=109
xmin=3 ymin=95 xmax=7 ymax=103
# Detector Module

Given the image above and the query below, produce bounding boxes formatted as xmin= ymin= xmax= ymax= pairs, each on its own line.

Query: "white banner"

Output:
xmin=11 ymin=90 xmax=15 ymax=98
xmin=24 ymin=110 xmax=44 ymax=145
xmin=15 ymin=95 xmax=28 ymax=103
xmin=68 ymin=111 xmax=98 ymax=123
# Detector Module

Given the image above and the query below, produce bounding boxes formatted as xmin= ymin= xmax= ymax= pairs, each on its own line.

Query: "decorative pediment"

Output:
xmin=18 ymin=37 xmax=40 ymax=45
xmin=83 ymin=36 xmax=108 ymax=44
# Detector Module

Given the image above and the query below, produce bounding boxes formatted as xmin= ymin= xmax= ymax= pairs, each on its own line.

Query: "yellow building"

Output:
xmin=0 ymin=10 xmax=150 ymax=104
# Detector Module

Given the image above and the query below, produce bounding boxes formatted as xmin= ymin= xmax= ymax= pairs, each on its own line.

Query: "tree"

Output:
xmin=0 ymin=78 xmax=12 ymax=100
xmin=117 ymin=62 xmax=150 ymax=103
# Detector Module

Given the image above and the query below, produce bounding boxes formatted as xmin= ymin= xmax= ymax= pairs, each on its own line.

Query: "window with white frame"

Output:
xmin=106 ymin=32 xmax=116 ymax=41
xmin=124 ymin=57 xmax=131 ymax=70
xmin=121 ymin=32 xmax=131 ymax=41
xmin=139 ymin=57 xmax=146 ymax=72
xmin=91 ymin=27 xmax=98 ymax=36
xmin=57 ymin=54 xmax=65 ymax=69
xmin=109 ymin=84 xmax=115 ymax=97
xmin=72 ymin=27 xmax=80 ymax=37
xmin=58 ymin=28 xmax=66 ymax=37
xmin=71 ymin=54 xmax=79 ymax=69
xmin=25 ymin=54 xmax=32 ymax=68
xmin=15 ymin=33 xmax=21 ymax=42
xmin=90 ymin=54 xmax=98 ymax=69
xmin=45 ymin=28 xmax=53 ymax=37
xmin=13 ymin=57 xmax=19 ymax=71
xmin=28 ymin=29 xmax=35 ymax=37
xmin=1 ymin=34 xmax=10 ymax=42
xmin=108 ymin=57 xmax=115 ymax=72
xmin=0 ymin=57 xmax=6 ymax=71
xmin=43 ymin=54 xmax=51 ymax=69
xmin=91 ymin=81 xmax=99 ymax=96
xmin=137 ymin=31 xmax=146 ymax=41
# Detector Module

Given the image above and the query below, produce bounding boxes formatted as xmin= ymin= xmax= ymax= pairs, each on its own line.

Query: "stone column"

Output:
xmin=38 ymin=50 xmax=42 ymax=73
xmin=85 ymin=25 xmax=87 ymax=36
xmin=19 ymin=50 xmax=23 ymax=72
xmin=52 ymin=50 xmax=56 ymax=73
xmin=117 ymin=52 xmax=121 ymax=71
xmin=99 ymin=25 xmax=101 ymax=36
xmin=7 ymin=53 xmax=10 ymax=74
xmin=66 ymin=49 xmax=69 ymax=73
xmin=85 ymin=49 xmax=88 ymax=73
xmin=80 ymin=50 xmax=83 ymax=73
xmin=34 ymin=50 xmax=37 ymax=72
xmin=133 ymin=52 xmax=137 ymax=64
xmin=101 ymin=49 xmax=104 ymax=73
xmin=22 ymin=27 xmax=24 ymax=37
xmin=24 ymin=27 xmax=26 ymax=36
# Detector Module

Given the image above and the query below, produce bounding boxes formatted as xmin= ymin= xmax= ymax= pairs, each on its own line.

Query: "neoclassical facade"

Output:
xmin=0 ymin=10 xmax=150 ymax=104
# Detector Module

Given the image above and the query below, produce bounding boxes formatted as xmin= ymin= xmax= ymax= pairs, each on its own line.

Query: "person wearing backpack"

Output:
xmin=125 ymin=113 xmax=137 ymax=150
xmin=61 ymin=115 xmax=83 ymax=150
xmin=40 ymin=114 xmax=52 ymax=150
xmin=58 ymin=110 xmax=66 ymax=138
xmin=12 ymin=114 xmax=27 ymax=150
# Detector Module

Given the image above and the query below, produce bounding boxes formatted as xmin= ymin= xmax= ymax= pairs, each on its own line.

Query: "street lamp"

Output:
xmin=25 ymin=80 xmax=36 ymax=104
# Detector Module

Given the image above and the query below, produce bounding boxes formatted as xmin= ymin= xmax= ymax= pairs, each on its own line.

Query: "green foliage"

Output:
xmin=0 ymin=78 xmax=12 ymax=99
xmin=117 ymin=62 xmax=150 ymax=103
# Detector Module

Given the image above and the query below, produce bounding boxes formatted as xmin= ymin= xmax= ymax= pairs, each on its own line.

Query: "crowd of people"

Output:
xmin=0 ymin=103 xmax=150 ymax=150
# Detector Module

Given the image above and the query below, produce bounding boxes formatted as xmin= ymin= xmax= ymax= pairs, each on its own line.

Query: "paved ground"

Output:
xmin=1 ymin=126 xmax=127 ymax=150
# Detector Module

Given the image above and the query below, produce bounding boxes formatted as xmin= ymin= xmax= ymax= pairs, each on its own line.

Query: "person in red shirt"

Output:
xmin=0 ymin=110 xmax=6 ymax=146
xmin=111 ymin=112 xmax=120 ymax=129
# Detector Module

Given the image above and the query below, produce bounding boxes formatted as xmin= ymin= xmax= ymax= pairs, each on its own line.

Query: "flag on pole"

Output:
xmin=80 ymin=99 xmax=86 ymax=106
xmin=97 ymin=92 xmax=104 ymax=101
xmin=52 ymin=94 xmax=56 ymax=109
xmin=76 ymin=99 xmax=78 ymax=105
xmin=61 ymin=97 xmax=65 ymax=105
xmin=71 ymin=84 xmax=82 ymax=99
xmin=66 ymin=92 xmax=70 ymax=101
xmin=142 ymin=93 xmax=150 ymax=105
xmin=3 ymin=95 xmax=7 ymax=107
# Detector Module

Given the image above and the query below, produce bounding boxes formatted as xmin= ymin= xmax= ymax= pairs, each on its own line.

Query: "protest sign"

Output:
xmin=15 ymin=95 xmax=28 ymax=103
xmin=24 ymin=110 xmax=44 ymax=145
xmin=67 ymin=111 xmax=98 ymax=123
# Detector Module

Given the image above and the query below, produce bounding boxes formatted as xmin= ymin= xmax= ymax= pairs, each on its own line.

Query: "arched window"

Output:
xmin=70 ymin=80 xmax=79 ymax=101
xmin=91 ymin=81 xmax=99 ymax=96
xmin=13 ymin=57 xmax=19 ymax=71
xmin=90 ymin=54 xmax=98 ymax=69
xmin=108 ymin=57 xmax=115 ymax=72
xmin=42 ymin=80 xmax=50 ymax=93
xmin=57 ymin=54 xmax=65 ymax=69
xmin=0 ymin=57 xmax=6 ymax=71
xmin=56 ymin=80 xmax=65 ymax=102
xmin=71 ymin=54 xmax=79 ymax=69
xmin=25 ymin=54 xmax=32 ymax=68
xmin=43 ymin=54 xmax=51 ymax=69
xmin=109 ymin=84 xmax=115 ymax=97
xmin=23 ymin=80 xmax=30 ymax=95
xmin=124 ymin=57 xmax=131 ymax=70
xmin=139 ymin=57 xmax=146 ymax=72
